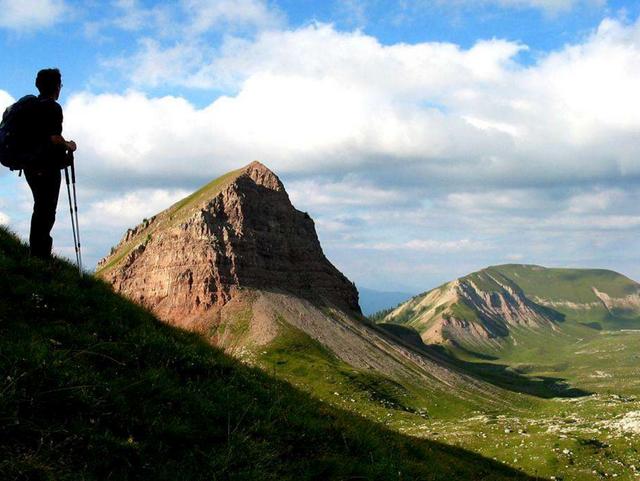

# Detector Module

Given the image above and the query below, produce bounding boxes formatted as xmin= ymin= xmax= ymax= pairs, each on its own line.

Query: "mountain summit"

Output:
xmin=98 ymin=161 xmax=360 ymax=330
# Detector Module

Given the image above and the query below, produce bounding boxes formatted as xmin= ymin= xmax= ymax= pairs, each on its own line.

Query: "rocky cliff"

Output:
xmin=97 ymin=162 xmax=360 ymax=329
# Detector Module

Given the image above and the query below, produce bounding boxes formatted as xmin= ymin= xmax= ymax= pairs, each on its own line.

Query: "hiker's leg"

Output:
xmin=26 ymin=170 xmax=62 ymax=259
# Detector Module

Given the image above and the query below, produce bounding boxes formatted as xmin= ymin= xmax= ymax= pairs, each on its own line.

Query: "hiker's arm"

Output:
xmin=50 ymin=135 xmax=77 ymax=152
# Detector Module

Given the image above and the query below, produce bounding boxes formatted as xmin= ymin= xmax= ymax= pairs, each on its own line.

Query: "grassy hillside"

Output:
xmin=383 ymin=264 xmax=640 ymax=346
xmin=0 ymin=227 xmax=535 ymax=481
xmin=487 ymin=265 xmax=640 ymax=327
xmin=488 ymin=265 xmax=638 ymax=303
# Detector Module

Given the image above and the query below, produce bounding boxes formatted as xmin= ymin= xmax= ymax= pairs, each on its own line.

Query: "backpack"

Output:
xmin=0 ymin=95 xmax=41 ymax=171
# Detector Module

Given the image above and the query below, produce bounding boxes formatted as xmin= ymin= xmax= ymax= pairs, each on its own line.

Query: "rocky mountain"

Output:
xmin=383 ymin=264 xmax=640 ymax=348
xmin=98 ymin=161 xmax=359 ymax=327
xmin=97 ymin=162 xmax=511 ymax=414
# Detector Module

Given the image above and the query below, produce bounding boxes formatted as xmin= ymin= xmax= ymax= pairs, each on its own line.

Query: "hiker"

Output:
xmin=25 ymin=68 xmax=77 ymax=259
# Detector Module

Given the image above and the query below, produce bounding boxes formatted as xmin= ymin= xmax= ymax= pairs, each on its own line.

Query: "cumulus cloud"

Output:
xmin=287 ymin=178 xmax=408 ymax=209
xmin=81 ymin=188 xmax=191 ymax=229
xmin=182 ymin=0 xmax=284 ymax=34
xmin=356 ymin=239 xmax=491 ymax=253
xmin=87 ymin=18 xmax=640 ymax=191
xmin=0 ymin=0 xmax=67 ymax=31
xmin=0 ymin=211 xmax=9 ymax=225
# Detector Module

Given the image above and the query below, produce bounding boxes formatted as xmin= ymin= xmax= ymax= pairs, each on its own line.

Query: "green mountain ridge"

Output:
xmin=376 ymin=264 xmax=640 ymax=480
xmin=0 ymin=227 xmax=535 ymax=481
xmin=382 ymin=264 xmax=640 ymax=350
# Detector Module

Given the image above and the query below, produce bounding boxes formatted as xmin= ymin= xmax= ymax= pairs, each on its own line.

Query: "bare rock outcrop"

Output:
xmin=97 ymin=161 xmax=361 ymax=330
xmin=386 ymin=273 xmax=562 ymax=347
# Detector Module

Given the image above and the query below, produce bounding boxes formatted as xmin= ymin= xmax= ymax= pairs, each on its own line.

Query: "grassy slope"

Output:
xmin=0 ymin=228 xmax=536 ymax=481
xmin=370 ymin=266 xmax=640 ymax=479
xmin=257 ymin=320 xmax=476 ymax=421
xmin=488 ymin=265 xmax=638 ymax=303
xmin=488 ymin=265 xmax=640 ymax=327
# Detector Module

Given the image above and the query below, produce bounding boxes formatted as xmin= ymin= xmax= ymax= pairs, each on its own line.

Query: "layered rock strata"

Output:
xmin=97 ymin=161 xmax=360 ymax=329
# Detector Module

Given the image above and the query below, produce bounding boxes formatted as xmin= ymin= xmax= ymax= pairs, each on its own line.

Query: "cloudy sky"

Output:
xmin=1 ymin=0 xmax=639 ymax=293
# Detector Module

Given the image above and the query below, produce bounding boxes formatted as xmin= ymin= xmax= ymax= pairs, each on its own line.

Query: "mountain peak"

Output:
xmin=98 ymin=162 xmax=361 ymax=330
xmin=240 ymin=160 xmax=286 ymax=193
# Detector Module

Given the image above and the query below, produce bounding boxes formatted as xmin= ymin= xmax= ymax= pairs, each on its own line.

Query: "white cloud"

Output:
xmin=0 ymin=0 xmax=67 ymax=31
xmin=109 ymin=40 xmax=209 ymax=89
xmin=542 ymin=214 xmax=640 ymax=231
xmin=0 ymin=211 xmax=9 ymax=225
xmin=440 ymin=0 xmax=604 ymax=14
xmin=288 ymin=178 xmax=407 ymax=209
xmin=492 ymin=0 xmax=603 ymax=13
xmin=0 ymin=90 xmax=14 ymax=111
xmin=443 ymin=190 xmax=550 ymax=212
xmin=99 ymin=17 xmax=640 ymax=191
xmin=355 ymin=239 xmax=491 ymax=253
xmin=4 ymin=15 xmax=636 ymax=287
xmin=182 ymin=0 xmax=284 ymax=34
xmin=567 ymin=189 xmax=624 ymax=214
xmin=81 ymin=189 xmax=191 ymax=229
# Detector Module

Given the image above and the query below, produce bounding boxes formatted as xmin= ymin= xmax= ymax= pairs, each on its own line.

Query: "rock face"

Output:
xmin=97 ymin=162 xmax=360 ymax=330
xmin=386 ymin=273 xmax=561 ymax=347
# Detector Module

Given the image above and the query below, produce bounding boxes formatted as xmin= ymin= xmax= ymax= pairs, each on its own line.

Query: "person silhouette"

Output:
xmin=24 ymin=68 xmax=77 ymax=259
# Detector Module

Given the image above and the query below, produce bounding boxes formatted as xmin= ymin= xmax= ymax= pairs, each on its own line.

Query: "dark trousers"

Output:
xmin=25 ymin=168 xmax=61 ymax=259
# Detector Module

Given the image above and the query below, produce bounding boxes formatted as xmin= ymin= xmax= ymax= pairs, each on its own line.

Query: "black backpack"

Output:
xmin=0 ymin=95 xmax=41 ymax=171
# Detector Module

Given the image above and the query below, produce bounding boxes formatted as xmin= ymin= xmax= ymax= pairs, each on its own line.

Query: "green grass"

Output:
xmin=447 ymin=300 xmax=482 ymax=325
xmin=0 ymin=227 xmax=536 ymax=481
xmin=488 ymin=264 xmax=638 ymax=303
xmin=257 ymin=320 xmax=468 ymax=420
xmin=424 ymin=321 xmax=640 ymax=480
xmin=376 ymin=265 xmax=640 ymax=479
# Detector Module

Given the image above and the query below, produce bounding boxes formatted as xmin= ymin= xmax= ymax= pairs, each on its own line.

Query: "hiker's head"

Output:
xmin=36 ymin=68 xmax=62 ymax=99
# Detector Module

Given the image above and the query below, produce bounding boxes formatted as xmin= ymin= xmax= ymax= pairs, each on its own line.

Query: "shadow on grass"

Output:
xmin=0 ymin=227 xmax=541 ymax=481
xmin=379 ymin=324 xmax=590 ymax=399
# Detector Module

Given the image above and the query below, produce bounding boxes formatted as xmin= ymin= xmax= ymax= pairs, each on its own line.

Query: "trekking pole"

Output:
xmin=64 ymin=166 xmax=81 ymax=275
xmin=70 ymin=158 xmax=83 ymax=275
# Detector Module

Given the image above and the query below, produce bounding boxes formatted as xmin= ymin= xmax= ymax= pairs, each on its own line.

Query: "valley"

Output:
xmin=377 ymin=265 xmax=640 ymax=479
xmin=409 ymin=328 xmax=640 ymax=480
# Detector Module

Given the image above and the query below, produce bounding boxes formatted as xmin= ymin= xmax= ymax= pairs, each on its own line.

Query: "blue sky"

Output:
xmin=1 ymin=0 xmax=640 ymax=293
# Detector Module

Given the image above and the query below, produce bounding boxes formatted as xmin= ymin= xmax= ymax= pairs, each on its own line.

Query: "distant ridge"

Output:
xmin=383 ymin=264 xmax=640 ymax=348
